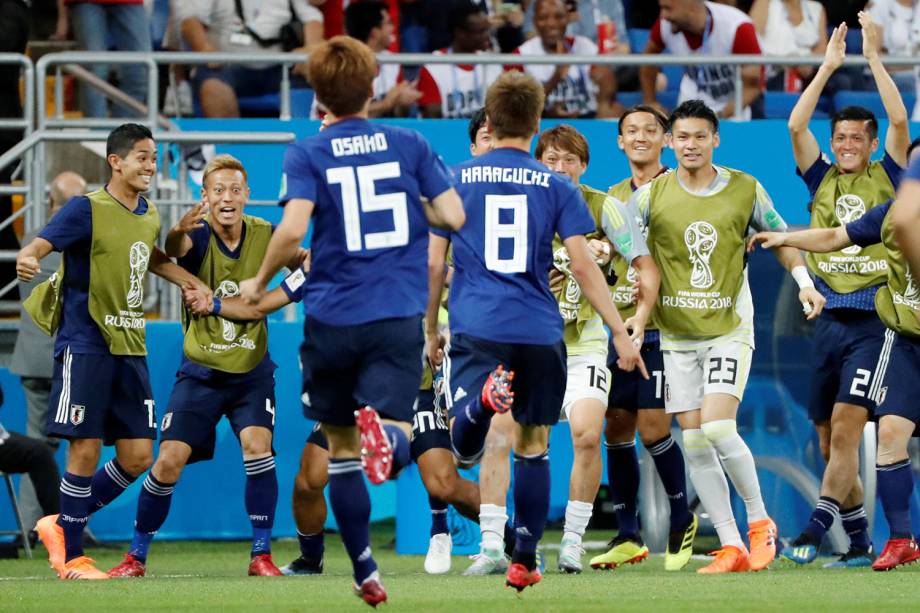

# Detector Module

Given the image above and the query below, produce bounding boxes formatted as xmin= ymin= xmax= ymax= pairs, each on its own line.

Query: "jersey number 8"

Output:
xmin=485 ymin=194 xmax=528 ymax=273
xmin=327 ymin=162 xmax=409 ymax=252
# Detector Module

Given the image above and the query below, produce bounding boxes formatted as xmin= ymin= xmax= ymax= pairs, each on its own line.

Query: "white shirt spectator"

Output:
xmin=868 ymin=0 xmax=920 ymax=99
xmin=758 ymin=0 xmax=824 ymax=57
xmin=651 ymin=1 xmax=762 ymax=118
xmin=417 ymin=49 xmax=504 ymax=119
xmin=513 ymin=35 xmax=600 ymax=117
xmin=172 ymin=0 xmax=322 ymax=54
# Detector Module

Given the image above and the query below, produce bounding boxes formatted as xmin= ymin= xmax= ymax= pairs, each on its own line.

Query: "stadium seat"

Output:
xmin=764 ymin=92 xmax=830 ymax=119
xmin=832 ymin=91 xmax=918 ymax=118
xmin=616 ymin=90 xmax=679 ymax=111
xmin=0 ymin=472 xmax=32 ymax=559
xmin=237 ymin=89 xmax=315 ymax=119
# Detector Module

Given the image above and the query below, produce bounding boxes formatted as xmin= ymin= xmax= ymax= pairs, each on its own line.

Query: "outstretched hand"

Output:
xmin=858 ymin=11 xmax=880 ymax=61
xmin=823 ymin=23 xmax=847 ymax=71
xmin=747 ymin=232 xmax=787 ymax=252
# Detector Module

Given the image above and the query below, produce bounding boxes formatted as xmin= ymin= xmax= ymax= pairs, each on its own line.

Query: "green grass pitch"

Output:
xmin=2 ymin=525 xmax=918 ymax=611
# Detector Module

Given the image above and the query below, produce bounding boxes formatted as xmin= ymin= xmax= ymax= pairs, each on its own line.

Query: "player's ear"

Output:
xmin=712 ymin=131 xmax=720 ymax=149
xmin=617 ymin=134 xmax=624 ymax=150
xmin=870 ymin=136 xmax=880 ymax=154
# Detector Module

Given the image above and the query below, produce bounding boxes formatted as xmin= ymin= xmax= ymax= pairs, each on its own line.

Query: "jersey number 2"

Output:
xmin=327 ymin=162 xmax=408 ymax=252
xmin=485 ymin=194 xmax=528 ymax=273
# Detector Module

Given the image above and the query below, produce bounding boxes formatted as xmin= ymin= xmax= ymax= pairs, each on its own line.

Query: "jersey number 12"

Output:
xmin=327 ymin=162 xmax=409 ymax=252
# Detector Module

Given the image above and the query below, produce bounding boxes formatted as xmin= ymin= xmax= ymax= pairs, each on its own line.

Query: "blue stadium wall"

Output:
xmin=1 ymin=119 xmax=918 ymax=552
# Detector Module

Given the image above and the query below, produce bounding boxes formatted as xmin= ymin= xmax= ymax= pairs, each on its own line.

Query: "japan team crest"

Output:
xmin=70 ymin=404 xmax=85 ymax=426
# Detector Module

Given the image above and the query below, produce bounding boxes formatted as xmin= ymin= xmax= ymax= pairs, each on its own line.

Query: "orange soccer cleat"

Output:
xmin=747 ymin=518 xmax=778 ymax=571
xmin=35 ymin=514 xmax=66 ymax=573
xmin=354 ymin=571 xmax=387 ymax=608
xmin=60 ymin=556 xmax=109 ymax=580
xmin=697 ymin=545 xmax=751 ymax=574
xmin=872 ymin=538 xmax=920 ymax=571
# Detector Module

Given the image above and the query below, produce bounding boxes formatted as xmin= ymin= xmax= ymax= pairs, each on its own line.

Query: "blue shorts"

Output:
xmin=160 ymin=373 xmax=276 ymax=463
xmin=300 ymin=316 xmax=424 ymax=426
xmin=46 ymin=348 xmax=156 ymax=446
xmin=874 ymin=330 xmax=920 ymax=424
xmin=808 ymin=309 xmax=888 ymax=422
xmin=444 ymin=333 xmax=567 ymax=426
xmin=608 ymin=339 xmax=665 ymax=412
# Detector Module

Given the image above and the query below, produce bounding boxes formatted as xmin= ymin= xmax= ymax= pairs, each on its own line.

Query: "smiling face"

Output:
xmin=203 ymin=168 xmax=249 ymax=230
xmin=670 ymin=117 xmax=718 ymax=172
xmin=110 ymin=138 xmax=157 ymax=194
xmin=831 ymin=120 xmax=878 ymax=173
xmin=618 ymin=111 xmax=667 ymax=166
xmin=540 ymin=145 xmax=587 ymax=184
xmin=534 ymin=0 xmax=568 ymax=50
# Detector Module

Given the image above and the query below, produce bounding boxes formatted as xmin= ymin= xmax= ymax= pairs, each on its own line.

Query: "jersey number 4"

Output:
xmin=485 ymin=194 xmax=528 ymax=273
xmin=327 ymin=162 xmax=408 ymax=252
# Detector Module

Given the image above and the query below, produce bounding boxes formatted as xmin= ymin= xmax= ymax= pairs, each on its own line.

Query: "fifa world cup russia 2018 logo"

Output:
xmin=685 ymin=221 xmax=718 ymax=290
xmin=835 ymin=194 xmax=866 ymax=255
xmin=553 ymin=246 xmax=582 ymax=305
xmin=904 ymin=271 xmax=920 ymax=305
xmin=215 ymin=280 xmax=240 ymax=341
xmin=127 ymin=242 xmax=151 ymax=309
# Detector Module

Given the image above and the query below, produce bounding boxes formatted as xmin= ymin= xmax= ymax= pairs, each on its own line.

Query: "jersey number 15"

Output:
xmin=327 ymin=162 xmax=408 ymax=252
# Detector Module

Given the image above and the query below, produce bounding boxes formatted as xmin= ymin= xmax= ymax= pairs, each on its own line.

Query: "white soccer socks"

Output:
xmin=479 ymin=503 xmax=508 ymax=552
xmin=701 ymin=419 xmax=768 ymax=523
xmin=563 ymin=500 xmax=593 ymax=544
xmin=682 ymin=428 xmax=744 ymax=549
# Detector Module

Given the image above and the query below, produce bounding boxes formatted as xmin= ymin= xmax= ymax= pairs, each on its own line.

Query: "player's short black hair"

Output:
xmin=618 ymin=104 xmax=668 ymax=136
xmin=667 ymin=99 xmax=718 ymax=133
xmin=468 ymin=108 xmax=487 ymax=144
xmin=344 ymin=1 xmax=388 ymax=43
xmin=908 ymin=136 xmax=920 ymax=160
xmin=449 ymin=0 xmax=487 ymax=34
xmin=831 ymin=106 xmax=878 ymax=140
xmin=106 ymin=123 xmax=154 ymax=158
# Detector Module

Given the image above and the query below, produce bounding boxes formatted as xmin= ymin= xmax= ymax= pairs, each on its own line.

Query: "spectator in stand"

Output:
xmin=54 ymin=0 xmax=152 ymax=117
xmin=867 ymin=0 xmax=920 ymax=93
xmin=513 ymin=0 xmax=622 ymax=118
xmin=640 ymin=0 xmax=764 ymax=118
xmin=751 ymin=0 xmax=835 ymax=92
xmin=417 ymin=1 xmax=503 ymax=118
xmin=627 ymin=0 xmax=661 ymax=27
xmin=13 ymin=171 xmax=85 ymax=531
xmin=312 ymin=0 xmax=420 ymax=117
xmin=490 ymin=0 xmax=527 ymax=52
xmin=174 ymin=0 xmax=324 ymax=118
xmin=523 ymin=0 xmax=637 ymax=91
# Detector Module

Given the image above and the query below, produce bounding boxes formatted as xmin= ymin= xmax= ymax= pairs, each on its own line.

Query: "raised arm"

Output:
xmin=859 ymin=11 xmax=910 ymax=166
xmin=789 ymin=25 xmax=847 ymax=172
xmin=239 ymin=198 xmax=313 ymax=304
xmin=639 ymin=34 xmax=665 ymax=109
xmin=165 ymin=200 xmax=208 ymax=258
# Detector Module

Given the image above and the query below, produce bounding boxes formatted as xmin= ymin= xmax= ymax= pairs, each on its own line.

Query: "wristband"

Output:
xmin=211 ymin=297 xmax=222 ymax=316
xmin=791 ymin=266 xmax=814 ymax=290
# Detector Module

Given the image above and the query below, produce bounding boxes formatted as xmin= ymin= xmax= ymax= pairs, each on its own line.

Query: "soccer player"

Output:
xmin=201 ymin=261 xmax=479 ymax=577
xmin=238 ymin=36 xmax=465 ymax=606
xmin=431 ymin=70 xmax=646 ymax=591
xmin=590 ymin=105 xmax=697 ymax=572
xmin=534 ymin=124 xmax=658 ymax=574
xmin=106 ymin=155 xmax=299 ymax=578
xmin=627 ymin=100 xmax=826 ymax=574
xmin=780 ymin=13 xmax=909 ymax=567
xmin=16 ymin=123 xmax=210 ymax=580
xmin=750 ymin=138 xmax=920 ymax=571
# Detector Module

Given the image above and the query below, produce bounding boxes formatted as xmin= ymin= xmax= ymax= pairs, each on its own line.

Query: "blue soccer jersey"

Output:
xmin=281 ymin=118 xmax=453 ymax=326
xmin=441 ymin=147 xmax=595 ymax=344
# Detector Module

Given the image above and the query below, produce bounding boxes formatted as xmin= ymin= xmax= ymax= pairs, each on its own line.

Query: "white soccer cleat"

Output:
xmin=462 ymin=547 xmax=509 ymax=576
xmin=557 ymin=536 xmax=585 ymax=574
xmin=424 ymin=533 xmax=453 ymax=575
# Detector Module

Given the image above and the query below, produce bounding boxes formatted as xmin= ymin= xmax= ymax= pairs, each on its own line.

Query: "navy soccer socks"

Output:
xmin=244 ymin=455 xmax=278 ymax=557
